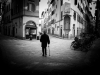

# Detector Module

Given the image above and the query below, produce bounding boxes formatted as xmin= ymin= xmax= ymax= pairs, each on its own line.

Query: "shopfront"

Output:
xmin=25 ymin=21 xmax=37 ymax=39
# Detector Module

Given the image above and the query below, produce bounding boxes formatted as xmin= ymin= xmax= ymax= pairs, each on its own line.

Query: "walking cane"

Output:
xmin=48 ymin=45 xmax=50 ymax=56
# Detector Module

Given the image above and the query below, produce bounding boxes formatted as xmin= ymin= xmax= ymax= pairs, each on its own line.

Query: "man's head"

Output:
xmin=43 ymin=30 xmax=46 ymax=34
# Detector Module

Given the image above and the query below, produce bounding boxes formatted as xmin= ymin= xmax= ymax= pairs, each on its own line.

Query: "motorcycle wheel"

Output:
xmin=70 ymin=41 xmax=77 ymax=50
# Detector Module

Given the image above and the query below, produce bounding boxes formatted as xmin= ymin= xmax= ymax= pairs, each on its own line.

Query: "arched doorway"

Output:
xmin=25 ymin=21 xmax=37 ymax=39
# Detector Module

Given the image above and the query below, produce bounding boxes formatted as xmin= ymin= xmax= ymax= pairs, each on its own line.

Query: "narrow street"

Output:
xmin=0 ymin=34 xmax=89 ymax=75
xmin=0 ymin=0 xmax=100 ymax=75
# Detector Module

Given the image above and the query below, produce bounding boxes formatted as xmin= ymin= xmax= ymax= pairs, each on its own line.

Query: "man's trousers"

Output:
xmin=42 ymin=47 xmax=47 ymax=56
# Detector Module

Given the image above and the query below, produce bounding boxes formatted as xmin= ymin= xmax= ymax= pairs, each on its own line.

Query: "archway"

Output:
xmin=25 ymin=20 xmax=37 ymax=39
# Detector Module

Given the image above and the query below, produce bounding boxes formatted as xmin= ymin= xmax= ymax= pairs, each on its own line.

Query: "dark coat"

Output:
xmin=40 ymin=34 xmax=50 ymax=47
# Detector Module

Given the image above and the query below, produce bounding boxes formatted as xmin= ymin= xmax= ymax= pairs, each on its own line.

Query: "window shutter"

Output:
xmin=32 ymin=3 xmax=35 ymax=11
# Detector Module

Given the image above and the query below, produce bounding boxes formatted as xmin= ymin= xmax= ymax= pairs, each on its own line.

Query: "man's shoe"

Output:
xmin=45 ymin=54 xmax=47 ymax=57
xmin=42 ymin=54 xmax=44 ymax=56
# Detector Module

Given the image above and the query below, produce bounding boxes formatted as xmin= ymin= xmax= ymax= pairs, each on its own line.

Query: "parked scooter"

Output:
xmin=70 ymin=33 xmax=96 ymax=51
xmin=70 ymin=37 xmax=81 ymax=50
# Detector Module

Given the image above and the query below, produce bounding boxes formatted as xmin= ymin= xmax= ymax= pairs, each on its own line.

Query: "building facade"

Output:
xmin=41 ymin=0 xmax=93 ymax=39
xmin=2 ymin=0 xmax=11 ymax=36
xmin=1 ymin=0 xmax=40 ymax=40
xmin=0 ymin=1 xmax=2 ymax=33
xmin=11 ymin=0 xmax=39 ymax=39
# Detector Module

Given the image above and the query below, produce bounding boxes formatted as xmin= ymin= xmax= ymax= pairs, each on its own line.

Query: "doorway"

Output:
xmin=60 ymin=27 xmax=62 ymax=37
xmin=12 ymin=27 xmax=15 ymax=37
xmin=25 ymin=21 xmax=37 ymax=39
xmin=73 ymin=24 xmax=75 ymax=37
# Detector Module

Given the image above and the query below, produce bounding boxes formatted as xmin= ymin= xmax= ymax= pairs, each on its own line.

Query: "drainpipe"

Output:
xmin=59 ymin=0 xmax=61 ymax=37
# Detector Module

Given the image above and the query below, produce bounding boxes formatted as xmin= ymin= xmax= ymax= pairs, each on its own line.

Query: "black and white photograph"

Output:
xmin=0 ymin=0 xmax=100 ymax=75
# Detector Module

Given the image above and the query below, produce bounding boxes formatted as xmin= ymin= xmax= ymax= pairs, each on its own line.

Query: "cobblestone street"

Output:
xmin=0 ymin=34 xmax=88 ymax=75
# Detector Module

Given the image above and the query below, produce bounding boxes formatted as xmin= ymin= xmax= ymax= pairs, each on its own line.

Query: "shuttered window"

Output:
xmin=74 ymin=0 xmax=77 ymax=5
xmin=27 ymin=3 xmax=35 ymax=12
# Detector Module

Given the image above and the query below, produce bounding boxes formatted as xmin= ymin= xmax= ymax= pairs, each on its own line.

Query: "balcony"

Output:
xmin=50 ymin=0 xmax=54 ymax=4
xmin=87 ymin=0 xmax=92 ymax=3
xmin=51 ymin=19 xmax=55 ymax=24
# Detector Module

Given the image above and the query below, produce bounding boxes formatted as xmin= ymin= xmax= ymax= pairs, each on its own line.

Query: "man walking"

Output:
xmin=40 ymin=31 xmax=50 ymax=56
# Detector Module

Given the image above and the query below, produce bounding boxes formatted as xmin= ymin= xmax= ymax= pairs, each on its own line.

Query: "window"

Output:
xmin=55 ymin=24 xmax=56 ymax=28
xmin=73 ymin=11 xmax=76 ymax=20
xmin=78 ymin=3 xmax=79 ymax=9
xmin=93 ymin=2 xmax=95 ymax=4
xmin=9 ymin=15 xmax=10 ymax=22
xmin=16 ymin=28 xmax=17 ymax=34
xmin=9 ymin=15 xmax=11 ymax=21
xmin=74 ymin=0 xmax=77 ymax=5
xmin=81 ymin=0 xmax=82 ymax=3
xmin=7 ymin=5 xmax=8 ymax=12
xmin=9 ymin=4 xmax=10 ymax=11
xmin=29 ymin=4 xmax=32 ymax=11
xmin=77 ymin=14 xmax=79 ymax=22
xmin=13 ymin=9 xmax=15 ymax=15
xmin=79 ymin=16 xmax=80 ymax=23
xmin=8 ymin=4 xmax=9 ymax=12
xmin=73 ymin=24 xmax=75 ymax=29
xmin=11 ymin=9 xmax=13 ymax=16
xmin=36 ymin=6 xmax=39 ymax=11
xmin=90 ymin=7 xmax=92 ymax=10
xmin=57 ymin=26 xmax=59 ymax=31
xmin=27 ymin=3 xmax=35 ymax=11
xmin=81 ymin=18 xmax=83 ymax=24
xmin=16 ymin=5 xmax=19 ymax=13
xmin=52 ymin=0 xmax=56 ymax=6
xmin=61 ymin=0 xmax=63 ymax=6
xmin=81 ymin=8 xmax=83 ymax=14
xmin=51 ymin=10 xmax=55 ymax=15
xmin=7 ymin=16 xmax=8 ymax=22
xmin=51 ymin=19 xmax=54 ymax=24
xmin=61 ymin=11 xmax=63 ymax=20
xmin=78 ymin=3 xmax=81 ymax=12
xmin=54 ymin=19 xmax=56 ymax=23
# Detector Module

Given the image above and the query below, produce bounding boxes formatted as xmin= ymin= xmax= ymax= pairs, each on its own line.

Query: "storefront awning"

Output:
xmin=26 ymin=21 xmax=37 ymax=28
xmin=26 ymin=25 xmax=36 ymax=28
